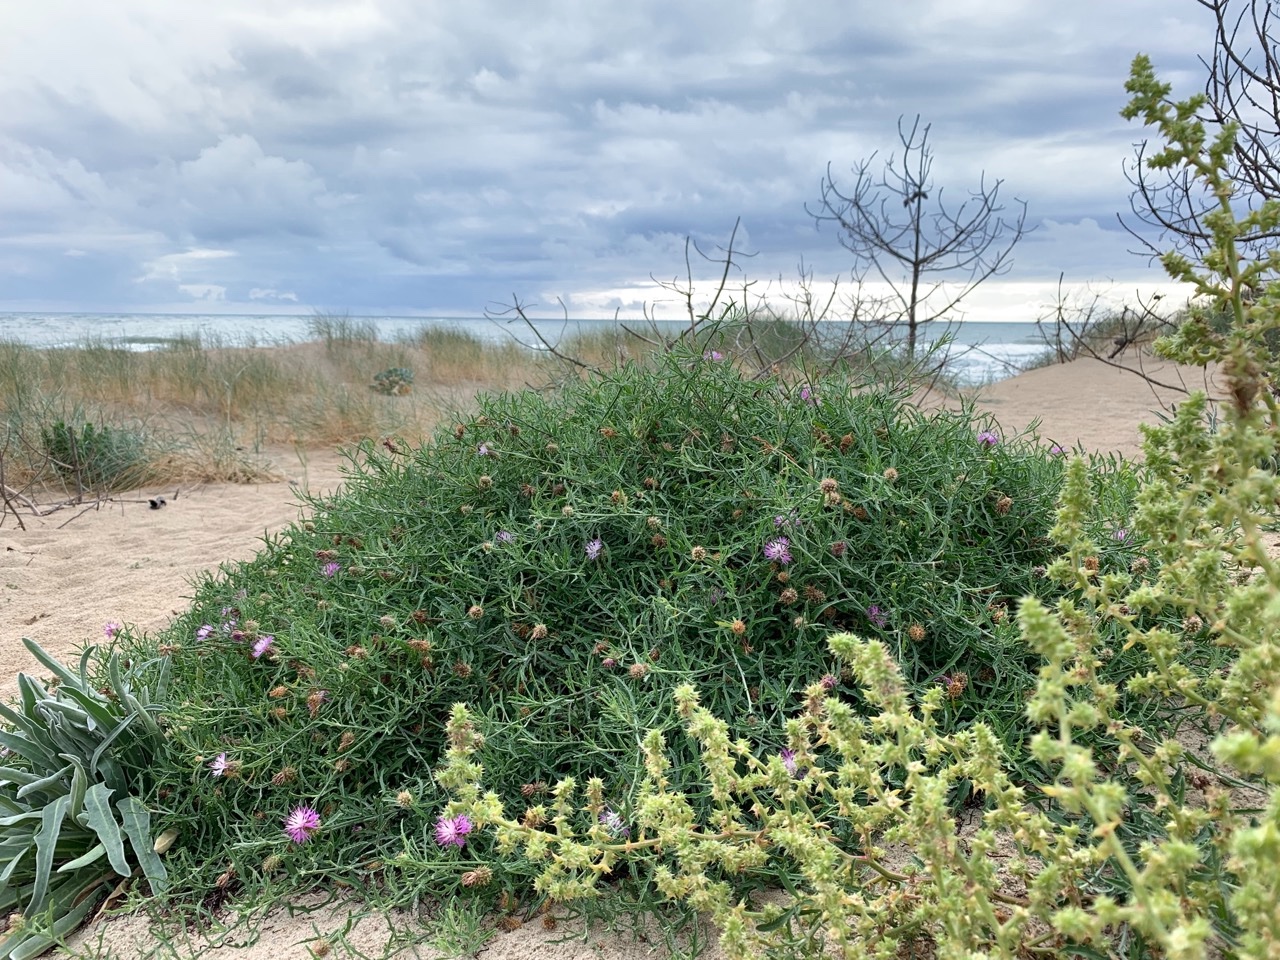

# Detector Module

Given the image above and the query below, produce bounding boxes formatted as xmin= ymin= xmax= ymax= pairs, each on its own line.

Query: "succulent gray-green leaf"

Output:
xmin=78 ymin=784 xmax=127 ymax=877
xmin=117 ymin=798 xmax=167 ymax=894
xmin=29 ymin=795 xmax=69 ymax=916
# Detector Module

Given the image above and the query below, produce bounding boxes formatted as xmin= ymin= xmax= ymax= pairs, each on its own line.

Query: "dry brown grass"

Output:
xmin=0 ymin=325 xmax=639 ymax=497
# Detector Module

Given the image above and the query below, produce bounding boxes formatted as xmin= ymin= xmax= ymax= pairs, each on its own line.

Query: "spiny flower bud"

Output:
xmin=611 ymin=489 xmax=625 ymax=504
xmin=453 ymin=661 xmax=473 ymax=678
xmin=995 ymin=495 xmax=1013 ymax=515
xmin=269 ymin=685 xmax=288 ymax=699
xmin=908 ymin=623 xmax=927 ymax=642
xmin=561 ymin=505 xmax=574 ymax=517
xmin=467 ymin=605 xmax=484 ymax=619
xmin=690 ymin=546 xmax=708 ymax=561
xmin=270 ymin=766 xmax=297 ymax=786
xmin=882 ymin=467 xmax=898 ymax=483
xmin=830 ymin=541 xmax=847 ymax=557
xmin=780 ymin=588 xmax=799 ymax=605
xmin=478 ymin=474 xmax=493 ymax=490
xmin=820 ymin=477 xmax=839 ymax=493
xmin=395 ymin=790 xmax=414 ymax=808
xmin=531 ymin=623 xmax=548 ymax=640
xmin=730 ymin=619 xmax=747 ymax=636
xmin=628 ymin=663 xmax=650 ymax=679
xmin=462 ymin=867 xmax=493 ymax=888
xmin=338 ymin=731 xmax=356 ymax=752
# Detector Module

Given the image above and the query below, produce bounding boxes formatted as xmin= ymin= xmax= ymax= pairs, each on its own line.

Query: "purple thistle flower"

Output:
xmin=977 ymin=430 xmax=1000 ymax=448
xmin=799 ymin=385 xmax=817 ymax=404
xmin=703 ymin=349 xmax=724 ymax=361
xmin=763 ymin=537 xmax=792 ymax=565
xmin=321 ymin=561 xmax=340 ymax=578
xmin=1113 ymin=528 xmax=1129 ymax=541
xmin=585 ymin=538 xmax=604 ymax=561
xmin=780 ymin=748 xmax=799 ymax=777
xmin=599 ymin=808 xmax=630 ymax=838
xmin=209 ymin=752 xmax=229 ymax=777
xmin=434 ymin=814 xmax=473 ymax=849
xmin=495 ymin=530 xmax=514 ymax=544
xmin=1049 ymin=443 xmax=1067 ymax=455
xmin=283 ymin=805 xmax=321 ymax=843
xmin=866 ymin=605 xmax=889 ymax=629
xmin=477 ymin=443 xmax=490 ymax=456
xmin=251 ymin=635 xmax=275 ymax=659
xmin=195 ymin=624 xmax=214 ymax=641
xmin=103 ymin=621 xmax=122 ymax=640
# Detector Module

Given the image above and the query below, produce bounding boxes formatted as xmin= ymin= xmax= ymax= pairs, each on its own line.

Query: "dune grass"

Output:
xmin=0 ymin=315 xmax=959 ymax=505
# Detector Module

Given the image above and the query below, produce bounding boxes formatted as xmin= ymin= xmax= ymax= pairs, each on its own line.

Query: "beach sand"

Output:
xmin=0 ymin=352 xmax=1221 ymax=958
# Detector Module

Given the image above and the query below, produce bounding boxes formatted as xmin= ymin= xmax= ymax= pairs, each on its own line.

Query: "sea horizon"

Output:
xmin=0 ymin=311 xmax=1065 ymax=384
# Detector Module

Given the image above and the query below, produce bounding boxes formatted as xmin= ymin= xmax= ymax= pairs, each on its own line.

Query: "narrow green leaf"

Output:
xmin=15 ymin=765 xmax=72 ymax=802
xmin=57 ymin=687 xmax=118 ymax=735
xmin=76 ymin=648 xmax=93 ymax=692
xmin=20 ymin=639 xmax=79 ymax=691
xmin=0 ymin=843 xmax=30 ymax=885
xmin=0 ymin=767 xmax=44 ymax=789
xmin=55 ymin=843 xmax=104 ymax=874
xmin=79 ymin=784 xmax=127 ymax=877
xmin=30 ymin=795 xmax=70 ymax=916
xmin=65 ymin=760 xmax=87 ymax=824
xmin=106 ymin=655 xmax=130 ymax=709
xmin=117 ymin=798 xmax=167 ymax=895
xmin=89 ymin=716 xmax=138 ymax=778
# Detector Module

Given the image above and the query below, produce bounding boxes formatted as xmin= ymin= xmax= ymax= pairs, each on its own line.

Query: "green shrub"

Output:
xmin=39 ymin=419 xmax=147 ymax=492
xmin=0 ymin=640 xmax=171 ymax=959
xmin=370 ymin=367 xmax=414 ymax=396
xmin=127 ymin=348 xmax=1152 ymax=902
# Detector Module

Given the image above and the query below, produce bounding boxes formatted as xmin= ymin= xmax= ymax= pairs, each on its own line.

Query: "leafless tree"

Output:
xmin=808 ymin=115 xmax=1029 ymax=358
xmin=1123 ymin=0 xmax=1280 ymax=260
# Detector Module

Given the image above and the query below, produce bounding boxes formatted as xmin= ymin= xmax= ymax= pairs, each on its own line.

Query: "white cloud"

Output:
xmin=249 ymin=287 xmax=299 ymax=301
xmin=0 ymin=0 xmax=1223 ymax=312
xmin=178 ymin=283 xmax=227 ymax=300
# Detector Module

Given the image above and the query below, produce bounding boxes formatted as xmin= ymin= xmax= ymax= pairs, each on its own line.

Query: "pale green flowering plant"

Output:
xmin=435 ymin=57 xmax=1280 ymax=960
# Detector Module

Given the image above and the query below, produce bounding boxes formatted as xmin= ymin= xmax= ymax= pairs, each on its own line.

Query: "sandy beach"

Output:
xmin=0 ymin=352 xmax=1220 ymax=959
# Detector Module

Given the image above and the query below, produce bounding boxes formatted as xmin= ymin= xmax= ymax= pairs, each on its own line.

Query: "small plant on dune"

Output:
xmin=0 ymin=639 xmax=172 ymax=960
xmin=39 ymin=419 xmax=148 ymax=493
xmin=370 ymin=367 xmax=415 ymax=396
xmin=429 ymin=56 xmax=1280 ymax=959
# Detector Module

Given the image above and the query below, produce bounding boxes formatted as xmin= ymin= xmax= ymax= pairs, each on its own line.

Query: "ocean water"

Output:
xmin=0 ymin=313 xmax=1055 ymax=385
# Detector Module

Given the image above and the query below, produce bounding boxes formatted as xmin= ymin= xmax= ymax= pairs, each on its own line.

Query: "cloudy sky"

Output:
xmin=0 ymin=1 xmax=1217 ymax=320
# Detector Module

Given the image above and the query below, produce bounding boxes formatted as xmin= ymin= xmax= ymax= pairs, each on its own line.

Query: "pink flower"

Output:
xmin=763 ymin=537 xmax=792 ymax=565
xmin=1049 ymin=443 xmax=1067 ymax=455
xmin=321 ymin=561 xmax=340 ymax=578
xmin=585 ymin=538 xmax=603 ymax=561
xmin=209 ymin=752 xmax=229 ymax=777
xmin=103 ymin=621 xmax=122 ymax=640
xmin=283 ymin=805 xmax=321 ymax=843
xmin=780 ymin=749 xmax=799 ymax=777
xmin=434 ymin=814 xmax=473 ymax=848
xmin=799 ymin=385 xmax=817 ymax=404
xmin=977 ymin=430 xmax=1000 ymax=447
xmin=195 ymin=624 xmax=214 ymax=641
xmin=251 ymin=635 xmax=275 ymax=659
